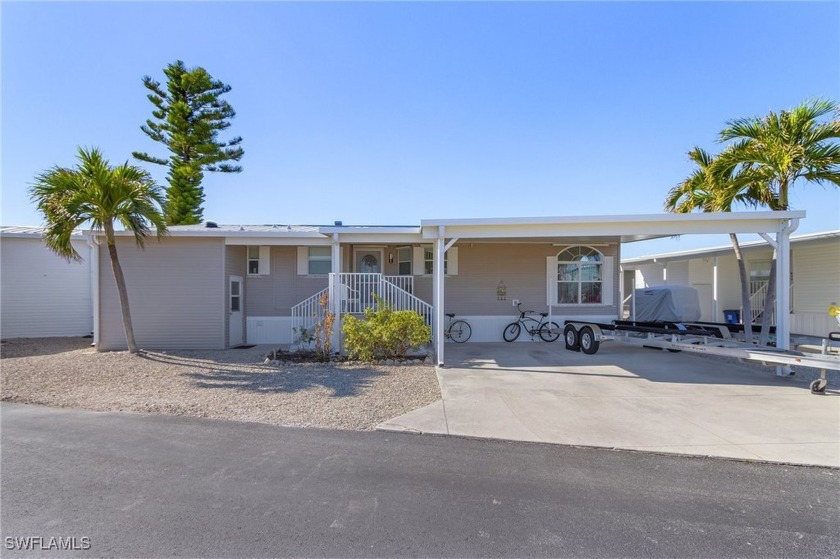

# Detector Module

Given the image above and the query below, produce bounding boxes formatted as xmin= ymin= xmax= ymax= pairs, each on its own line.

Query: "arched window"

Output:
xmin=556 ymin=246 xmax=603 ymax=304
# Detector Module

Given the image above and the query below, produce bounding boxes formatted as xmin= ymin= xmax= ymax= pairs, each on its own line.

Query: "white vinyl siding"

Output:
xmin=0 ymin=237 xmax=93 ymax=338
xmin=98 ymin=237 xmax=224 ymax=350
xmin=793 ymin=243 xmax=840 ymax=313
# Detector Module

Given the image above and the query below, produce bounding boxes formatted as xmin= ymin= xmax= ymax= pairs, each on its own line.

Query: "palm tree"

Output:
xmin=30 ymin=147 xmax=167 ymax=354
xmin=718 ymin=98 xmax=840 ymax=343
xmin=665 ymin=147 xmax=762 ymax=342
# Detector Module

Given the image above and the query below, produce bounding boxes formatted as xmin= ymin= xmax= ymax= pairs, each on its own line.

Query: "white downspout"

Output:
xmin=712 ymin=256 xmax=719 ymax=322
xmin=619 ymin=265 xmax=625 ymax=321
xmin=433 ymin=226 xmax=445 ymax=366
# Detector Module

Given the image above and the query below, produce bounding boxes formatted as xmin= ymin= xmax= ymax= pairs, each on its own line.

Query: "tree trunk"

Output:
xmin=759 ymin=258 xmax=777 ymax=346
xmin=105 ymin=223 xmax=139 ymax=354
xmin=730 ymin=234 xmax=753 ymax=344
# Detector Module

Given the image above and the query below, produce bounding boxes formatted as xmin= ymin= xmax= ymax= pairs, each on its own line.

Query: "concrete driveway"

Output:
xmin=378 ymin=342 xmax=840 ymax=467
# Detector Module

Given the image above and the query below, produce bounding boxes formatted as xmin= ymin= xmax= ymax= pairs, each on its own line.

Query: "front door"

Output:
xmin=353 ymin=249 xmax=383 ymax=309
xmin=229 ymin=275 xmax=243 ymax=346
xmin=354 ymin=249 xmax=383 ymax=273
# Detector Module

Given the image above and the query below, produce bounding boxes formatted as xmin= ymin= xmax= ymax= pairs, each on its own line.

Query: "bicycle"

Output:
xmin=503 ymin=303 xmax=560 ymax=342
xmin=444 ymin=313 xmax=472 ymax=343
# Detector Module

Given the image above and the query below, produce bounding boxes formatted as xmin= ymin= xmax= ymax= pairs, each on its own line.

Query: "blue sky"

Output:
xmin=2 ymin=1 xmax=838 ymax=257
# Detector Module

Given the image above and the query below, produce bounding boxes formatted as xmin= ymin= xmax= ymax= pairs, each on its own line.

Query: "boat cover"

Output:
xmin=633 ymin=285 xmax=701 ymax=322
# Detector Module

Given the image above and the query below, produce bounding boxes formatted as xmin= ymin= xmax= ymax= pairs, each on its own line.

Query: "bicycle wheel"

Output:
xmin=503 ymin=322 xmax=521 ymax=342
xmin=449 ymin=320 xmax=472 ymax=343
xmin=539 ymin=321 xmax=561 ymax=342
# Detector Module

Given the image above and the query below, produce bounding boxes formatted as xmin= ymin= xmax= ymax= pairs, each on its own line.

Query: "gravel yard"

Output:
xmin=0 ymin=338 xmax=441 ymax=430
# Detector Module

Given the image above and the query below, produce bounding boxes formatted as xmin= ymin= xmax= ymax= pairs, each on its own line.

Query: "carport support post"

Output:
xmin=774 ymin=220 xmax=797 ymax=354
xmin=331 ymin=234 xmax=341 ymax=354
xmin=433 ymin=227 xmax=445 ymax=366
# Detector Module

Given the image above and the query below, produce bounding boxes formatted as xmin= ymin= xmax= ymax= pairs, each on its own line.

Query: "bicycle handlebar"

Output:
xmin=516 ymin=303 xmax=536 ymax=316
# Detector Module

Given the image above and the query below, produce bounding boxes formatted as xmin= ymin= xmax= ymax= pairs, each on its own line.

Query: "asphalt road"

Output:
xmin=1 ymin=403 xmax=838 ymax=558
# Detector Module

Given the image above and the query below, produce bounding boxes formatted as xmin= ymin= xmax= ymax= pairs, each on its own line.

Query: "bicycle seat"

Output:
xmin=540 ymin=312 xmax=548 ymax=317
xmin=446 ymin=313 xmax=455 ymax=318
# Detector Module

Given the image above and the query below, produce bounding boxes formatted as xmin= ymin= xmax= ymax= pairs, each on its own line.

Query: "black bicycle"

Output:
xmin=503 ymin=303 xmax=560 ymax=342
xmin=445 ymin=313 xmax=472 ymax=343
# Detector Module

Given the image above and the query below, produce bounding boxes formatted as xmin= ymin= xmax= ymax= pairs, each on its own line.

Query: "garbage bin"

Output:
xmin=723 ymin=309 xmax=740 ymax=324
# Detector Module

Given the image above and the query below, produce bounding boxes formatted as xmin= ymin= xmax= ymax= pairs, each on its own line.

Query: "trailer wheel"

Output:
xmin=810 ymin=379 xmax=827 ymax=394
xmin=564 ymin=325 xmax=580 ymax=351
xmin=579 ymin=326 xmax=600 ymax=355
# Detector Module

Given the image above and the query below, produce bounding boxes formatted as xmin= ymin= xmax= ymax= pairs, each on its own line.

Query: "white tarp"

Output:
xmin=633 ymin=285 xmax=701 ymax=322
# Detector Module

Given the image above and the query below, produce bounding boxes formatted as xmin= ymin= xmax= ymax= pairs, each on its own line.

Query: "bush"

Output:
xmin=342 ymin=299 xmax=431 ymax=361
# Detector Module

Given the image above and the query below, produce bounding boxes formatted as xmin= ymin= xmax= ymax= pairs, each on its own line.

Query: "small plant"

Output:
xmin=343 ymin=295 xmax=430 ymax=361
xmin=292 ymin=326 xmax=315 ymax=351
xmin=313 ymin=291 xmax=335 ymax=361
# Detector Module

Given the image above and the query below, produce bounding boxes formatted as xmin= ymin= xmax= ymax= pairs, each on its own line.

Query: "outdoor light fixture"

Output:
xmin=388 ymin=252 xmax=394 ymax=263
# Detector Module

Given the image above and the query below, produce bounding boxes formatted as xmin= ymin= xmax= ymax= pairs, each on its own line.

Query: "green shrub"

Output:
xmin=342 ymin=298 xmax=431 ymax=361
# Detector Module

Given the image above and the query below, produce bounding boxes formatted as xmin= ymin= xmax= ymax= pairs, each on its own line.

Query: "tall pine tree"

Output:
xmin=133 ymin=61 xmax=244 ymax=225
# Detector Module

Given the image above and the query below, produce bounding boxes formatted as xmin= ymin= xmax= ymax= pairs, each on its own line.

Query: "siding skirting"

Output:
xmin=247 ymin=316 xmax=293 ymax=344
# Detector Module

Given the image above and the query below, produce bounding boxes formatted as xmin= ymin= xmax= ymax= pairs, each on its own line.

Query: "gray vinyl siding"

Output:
xmin=419 ymin=242 xmax=620 ymax=317
xmin=1 ymin=237 xmax=93 ymax=338
xmin=98 ymin=237 xmax=224 ymax=350
xmin=225 ymin=245 xmax=247 ymax=347
xmin=245 ymin=246 xmax=328 ymax=316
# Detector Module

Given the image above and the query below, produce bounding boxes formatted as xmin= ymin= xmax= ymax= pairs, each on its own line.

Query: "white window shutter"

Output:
xmin=546 ymin=256 xmax=556 ymax=306
xmin=259 ymin=246 xmax=271 ymax=275
xmin=447 ymin=247 xmax=458 ymax=275
xmin=602 ymin=256 xmax=614 ymax=306
xmin=297 ymin=247 xmax=308 ymax=275
xmin=412 ymin=247 xmax=425 ymax=275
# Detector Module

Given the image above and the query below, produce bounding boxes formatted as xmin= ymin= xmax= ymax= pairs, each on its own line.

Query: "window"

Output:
xmin=230 ymin=279 xmax=241 ymax=311
xmin=247 ymin=246 xmax=270 ymax=276
xmin=423 ymin=246 xmax=448 ymax=275
xmin=556 ymin=246 xmax=603 ymax=304
xmin=308 ymin=247 xmax=332 ymax=275
xmin=750 ymin=260 xmax=772 ymax=281
xmin=398 ymin=247 xmax=412 ymax=276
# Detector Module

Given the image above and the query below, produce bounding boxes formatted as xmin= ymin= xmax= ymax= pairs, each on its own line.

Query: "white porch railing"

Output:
xmin=336 ymin=273 xmax=430 ymax=325
xmin=290 ymin=287 xmax=328 ymax=344
xmin=290 ymin=274 xmax=431 ymax=347
xmin=748 ymin=280 xmax=793 ymax=324
xmin=383 ymin=275 xmax=414 ymax=294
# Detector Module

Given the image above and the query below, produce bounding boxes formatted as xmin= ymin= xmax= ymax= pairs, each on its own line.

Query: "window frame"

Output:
xmin=308 ymin=246 xmax=332 ymax=276
xmin=555 ymin=246 xmax=604 ymax=305
xmin=423 ymin=246 xmax=448 ymax=276
xmin=246 ymin=246 xmax=270 ymax=276
xmin=397 ymin=247 xmax=412 ymax=276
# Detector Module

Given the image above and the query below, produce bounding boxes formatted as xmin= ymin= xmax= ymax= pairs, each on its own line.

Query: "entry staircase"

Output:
xmin=748 ymin=280 xmax=793 ymax=324
xmin=290 ymin=273 xmax=432 ymax=343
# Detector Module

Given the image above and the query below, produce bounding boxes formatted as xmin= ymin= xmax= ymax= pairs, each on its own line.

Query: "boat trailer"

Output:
xmin=562 ymin=308 xmax=840 ymax=395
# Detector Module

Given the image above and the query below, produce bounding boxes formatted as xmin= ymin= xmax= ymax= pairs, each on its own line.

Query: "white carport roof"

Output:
xmin=421 ymin=211 xmax=806 ymax=241
xmin=423 ymin=210 xmax=806 ymax=366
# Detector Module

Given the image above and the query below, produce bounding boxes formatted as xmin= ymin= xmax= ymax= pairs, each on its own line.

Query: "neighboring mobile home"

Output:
xmin=91 ymin=211 xmax=804 ymax=364
xmin=622 ymin=231 xmax=840 ymax=338
xmin=0 ymin=226 xmax=94 ymax=339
